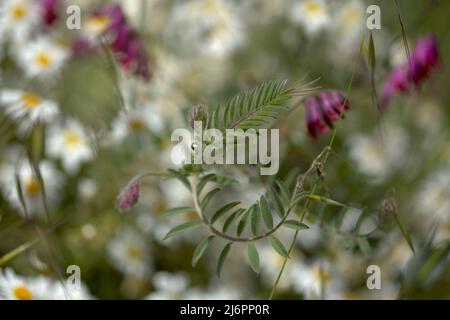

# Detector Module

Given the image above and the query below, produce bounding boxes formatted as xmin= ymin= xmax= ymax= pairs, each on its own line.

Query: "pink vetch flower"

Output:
xmin=40 ymin=0 xmax=60 ymax=26
xmin=381 ymin=34 xmax=440 ymax=107
xmin=304 ymin=91 xmax=350 ymax=139
xmin=91 ymin=4 xmax=152 ymax=80
xmin=116 ymin=177 xmax=141 ymax=212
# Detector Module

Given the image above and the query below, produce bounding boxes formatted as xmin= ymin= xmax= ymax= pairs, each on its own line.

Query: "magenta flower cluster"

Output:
xmin=304 ymin=91 xmax=351 ymax=139
xmin=381 ymin=34 xmax=440 ymax=106
xmin=93 ymin=4 xmax=152 ymax=81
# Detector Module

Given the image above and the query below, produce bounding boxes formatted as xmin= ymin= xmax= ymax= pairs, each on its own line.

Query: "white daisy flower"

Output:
xmin=0 ymin=268 xmax=65 ymax=300
xmin=416 ymin=169 xmax=450 ymax=223
xmin=0 ymin=0 xmax=40 ymax=44
xmin=109 ymin=107 xmax=164 ymax=145
xmin=0 ymin=89 xmax=59 ymax=134
xmin=47 ymin=118 xmax=94 ymax=175
xmin=107 ymin=227 xmax=153 ymax=279
xmin=16 ymin=37 xmax=69 ymax=79
xmin=167 ymin=0 xmax=244 ymax=57
xmin=0 ymin=158 xmax=64 ymax=217
xmin=290 ymin=0 xmax=331 ymax=36
xmin=145 ymin=272 xmax=189 ymax=300
xmin=334 ymin=0 xmax=365 ymax=47
xmin=348 ymin=127 xmax=409 ymax=181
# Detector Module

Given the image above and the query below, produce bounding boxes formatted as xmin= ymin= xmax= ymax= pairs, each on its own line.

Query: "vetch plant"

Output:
xmin=116 ymin=79 xmax=358 ymax=288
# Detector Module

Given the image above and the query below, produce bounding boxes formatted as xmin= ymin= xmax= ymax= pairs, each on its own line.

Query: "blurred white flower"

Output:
xmin=416 ymin=169 xmax=450 ymax=223
xmin=167 ymin=0 xmax=244 ymax=57
xmin=348 ymin=127 xmax=409 ymax=181
xmin=290 ymin=0 xmax=331 ymax=36
xmin=187 ymin=284 xmax=242 ymax=300
xmin=330 ymin=0 xmax=365 ymax=59
xmin=0 ymin=268 xmax=64 ymax=300
xmin=0 ymin=0 xmax=40 ymax=44
xmin=389 ymin=39 xmax=408 ymax=68
xmin=161 ymin=179 xmax=192 ymax=207
xmin=109 ymin=107 xmax=164 ymax=144
xmin=0 ymin=89 xmax=59 ymax=134
xmin=107 ymin=227 xmax=153 ymax=278
xmin=290 ymin=260 xmax=346 ymax=299
xmin=145 ymin=271 xmax=189 ymax=300
xmin=0 ymin=158 xmax=64 ymax=216
xmin=47 ymin=118 xmax=94 ymax=175
xmin=78 ymin=178 xmax=98 ymax=201
xmin=16 ymin=37 xmax=69 ymax=79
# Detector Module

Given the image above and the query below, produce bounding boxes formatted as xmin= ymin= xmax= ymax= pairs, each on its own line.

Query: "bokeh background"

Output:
xmin=0 ymin=0 xmax=449 ymax=300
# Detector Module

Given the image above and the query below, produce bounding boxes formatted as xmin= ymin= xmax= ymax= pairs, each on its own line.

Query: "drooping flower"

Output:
xmin=116 ymin=177 xmax=140 ymax=212
xmin=381 ymin=34 xmax=440 ymax=107
xmin=303 ymin=91 xmax=350 ymax=139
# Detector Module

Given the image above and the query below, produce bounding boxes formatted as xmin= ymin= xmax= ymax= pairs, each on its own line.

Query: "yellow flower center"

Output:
xmin=86 ymin=15 xmax=110 ymax=34
xmin=35 ymin=52 xmax=52 ymax=68
xmin=305 ymin=1 xmax=321 ymax=15
xmin=25 ymin=178 xmax=41 ymax=196
xmin=343 ymin=6 xmax=362 ymax=26
xmin=13 ymin=285 xmax=32 ymax=300
xmin=10 ymin=4 xmax=27 ymax=21
xmin=21 ymin=92 xmax=41 ymax=110
xmin=127 ymin=246 xmax=143 ymax=260
xmin=64 ymin=131 xmax=81 ymax=147
xmin=128 ymin=119 xmax=145 ymax=132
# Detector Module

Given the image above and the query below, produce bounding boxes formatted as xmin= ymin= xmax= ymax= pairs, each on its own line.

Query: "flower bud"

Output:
xmin=189 ymin=104 xmax=208 ymax=129
xmin=116 ymin=178 xmax=140 ymax=212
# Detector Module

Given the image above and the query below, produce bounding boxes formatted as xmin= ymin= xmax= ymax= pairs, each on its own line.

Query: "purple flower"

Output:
xmin=116 ymin=178 xmax=140 ymax=212
xmin=40 ymin=0 xmax=60 ymax=26
xmin=74 ymin=4 xmax=152 ymax=80
xmin=304 ymin=91 xmax=350 ymax=139
xmin=381 ymin=34 xmax=440 ymax=107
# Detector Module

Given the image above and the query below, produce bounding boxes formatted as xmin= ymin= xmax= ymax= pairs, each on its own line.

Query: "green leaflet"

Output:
xmin=268 ymin=236 xmax=289 ymax=258
xmin=247 ymin=243 xmax=260 ymax=273
xmin=192 ymin=235 xmax=215 ymax=267
xmin=283 ymin=220 xmax=309 ymax=230
xmin=222 ymin=209 xmax=245 ymax=233
xmin=163 ymin=221 xmax=202 ymax=240
xmin=160 ymin=206 xmax=195 ymax=218
xmin=251 ymin=204 xmax=260 ymax=236
xmin=259 ymin=196 xmax=273 ymax=229
xmin=201 ymin=188 xmax=221 ymax=211
xmin=207 ymin=80 xmax=293 ymax=131
xmin=211 ymin=201 xmax=241 ymax=224
xmin=216 ymin=242 xmax=233 ymax=277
